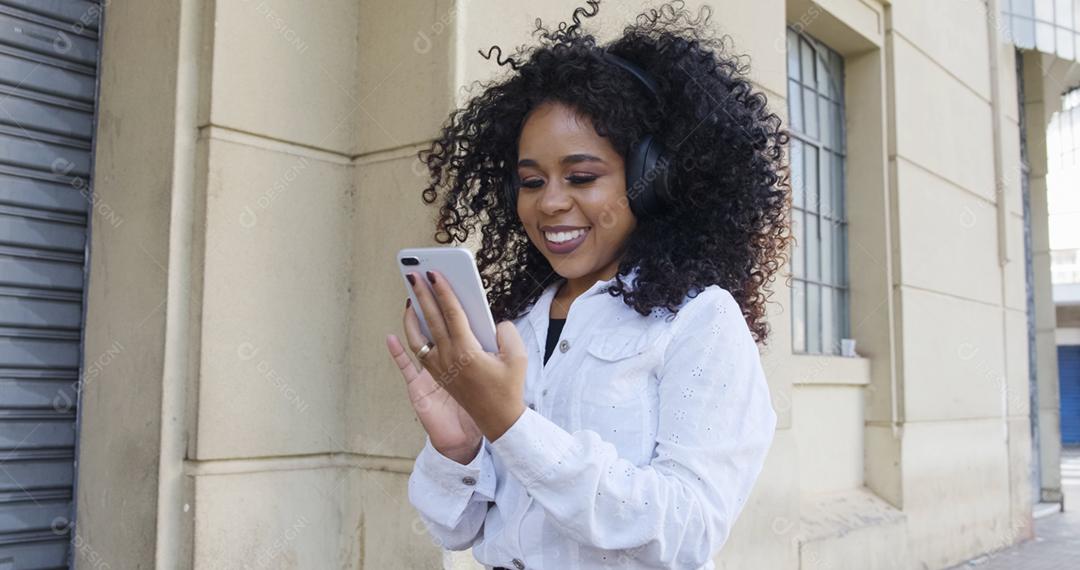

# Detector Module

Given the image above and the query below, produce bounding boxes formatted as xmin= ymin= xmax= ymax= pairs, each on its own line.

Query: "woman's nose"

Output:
xmin=537 ymin=181 xmax=573 ymax=213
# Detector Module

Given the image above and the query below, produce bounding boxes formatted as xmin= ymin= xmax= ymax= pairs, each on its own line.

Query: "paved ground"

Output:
xmin=946 ymin=447 xmax=1080 ymax=569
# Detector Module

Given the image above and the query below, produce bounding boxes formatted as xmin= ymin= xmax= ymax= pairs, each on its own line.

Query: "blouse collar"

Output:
xmin=526 ymin=264 xmax=641 ymax=334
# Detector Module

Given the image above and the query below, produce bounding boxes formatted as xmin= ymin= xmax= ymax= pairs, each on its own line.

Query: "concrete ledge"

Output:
xmin=797 ymin=487 xmax=912 ymax=570
xmin=184 ymin=452 xmax=415 ymax=477
xmin=1033 ymin=501 xmax=1063 ymax=519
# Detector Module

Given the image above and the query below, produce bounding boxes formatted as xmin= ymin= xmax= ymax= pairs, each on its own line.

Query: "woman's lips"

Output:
xmin=543 ymin=227 xmax=590 ymax=254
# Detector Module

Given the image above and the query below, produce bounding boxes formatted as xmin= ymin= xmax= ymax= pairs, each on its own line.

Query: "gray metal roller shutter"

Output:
xmin=0 ymin=1 xmax=101 ymax=568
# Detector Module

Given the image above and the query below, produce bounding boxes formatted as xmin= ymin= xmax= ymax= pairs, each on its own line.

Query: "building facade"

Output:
xmin=1 ymin=0 xmax=1078 ymax=568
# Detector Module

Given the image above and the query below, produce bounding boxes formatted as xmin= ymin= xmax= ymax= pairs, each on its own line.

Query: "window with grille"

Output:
xmin=786 ymin=27 xmax=850 ymax=355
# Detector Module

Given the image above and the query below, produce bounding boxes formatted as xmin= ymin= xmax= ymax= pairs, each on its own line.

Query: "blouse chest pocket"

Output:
xmin=576 ymin=330 xmax=658 ymax=462
xmin=578 ymin=331 xmax=658 ymax=407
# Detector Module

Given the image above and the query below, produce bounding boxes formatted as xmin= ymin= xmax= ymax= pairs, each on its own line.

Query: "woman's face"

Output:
xmin=515 ymin=100 xmax=636 ymax=282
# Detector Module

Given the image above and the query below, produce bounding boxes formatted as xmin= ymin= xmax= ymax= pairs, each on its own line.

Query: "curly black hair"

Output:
xmin=417 ymin=0 xmax=792 ymax=345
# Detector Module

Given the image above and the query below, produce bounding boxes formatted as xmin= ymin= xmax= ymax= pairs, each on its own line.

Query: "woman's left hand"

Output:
xmin=402 ymin=269 xmax=528 ymax=442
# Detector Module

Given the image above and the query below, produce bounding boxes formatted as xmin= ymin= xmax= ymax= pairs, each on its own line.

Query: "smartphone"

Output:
xmin=397 ymin=247 xmax=499 ymax=353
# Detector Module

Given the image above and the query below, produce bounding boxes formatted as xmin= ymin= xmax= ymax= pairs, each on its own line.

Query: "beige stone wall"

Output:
xmin=75 ymin=0 xmax=1065 ymax=568
xmin=884 ymin=0 xmax=1030 ymax=567
xmin=74 ymin=0 xmax=183 ymax=567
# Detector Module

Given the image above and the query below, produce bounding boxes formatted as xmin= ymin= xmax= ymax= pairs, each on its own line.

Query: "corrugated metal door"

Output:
xmin=0 ymin=1 xmax=101 ymax=568
xmin=1061 ymin=345 xmax=1080 ymax=445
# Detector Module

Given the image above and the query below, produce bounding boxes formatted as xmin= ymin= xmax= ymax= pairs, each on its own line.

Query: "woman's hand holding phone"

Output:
xmin=384 ymin=332 xmax=485 ymax=464
xmin=385 ymin=269 xmax=528 ymax=463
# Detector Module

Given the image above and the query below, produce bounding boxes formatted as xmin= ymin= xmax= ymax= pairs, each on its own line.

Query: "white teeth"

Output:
xmin=544 ymin=228 xmax=588 ymax=243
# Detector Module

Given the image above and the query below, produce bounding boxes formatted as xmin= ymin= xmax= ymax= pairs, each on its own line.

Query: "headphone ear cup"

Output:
xmin=625 ymin=137 xmax=649 ymax=219
xmin=625 ymin=134 xmax=672 ymax=219
xmin=646 ymin=138 xmax=673 ymax=207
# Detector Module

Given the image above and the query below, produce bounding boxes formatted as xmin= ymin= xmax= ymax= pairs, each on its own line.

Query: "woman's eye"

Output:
xmin=518 ymin=175 xmax=596 ymax=189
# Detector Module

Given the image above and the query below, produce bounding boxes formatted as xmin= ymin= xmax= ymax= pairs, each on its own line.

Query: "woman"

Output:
xmin=384 ymin=1 xmax=790 ymax=568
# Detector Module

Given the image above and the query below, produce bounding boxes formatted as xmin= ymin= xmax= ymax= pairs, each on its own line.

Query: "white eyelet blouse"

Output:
xmin=407 ymin=265 xmax=778 ymax=569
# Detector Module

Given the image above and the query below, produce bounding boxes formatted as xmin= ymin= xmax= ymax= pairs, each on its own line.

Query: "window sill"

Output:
xmin=790 ymin=352 xmax=871 ymax=386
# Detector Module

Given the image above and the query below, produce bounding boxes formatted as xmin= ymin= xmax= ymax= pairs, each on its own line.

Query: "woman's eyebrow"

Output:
xmin=517 ymin=153 xmax=606 ymax=168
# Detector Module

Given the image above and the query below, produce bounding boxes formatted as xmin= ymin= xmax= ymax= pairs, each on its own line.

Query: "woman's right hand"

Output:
xmin=385 ymin=330 xmax=484 ymax=465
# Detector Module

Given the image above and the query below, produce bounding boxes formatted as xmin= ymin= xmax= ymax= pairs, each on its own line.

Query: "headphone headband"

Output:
xmin=598 ymin=51 xmax=661 ymax=102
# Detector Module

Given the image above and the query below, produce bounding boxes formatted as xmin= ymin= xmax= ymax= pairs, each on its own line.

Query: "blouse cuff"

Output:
xmin=410 ymin=436 xmax=497 ymax=525
xmin=488 ymin=406 xmax=579 ymax=488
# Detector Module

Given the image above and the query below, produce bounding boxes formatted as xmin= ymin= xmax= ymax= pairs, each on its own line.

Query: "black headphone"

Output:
xmin=503 ymin=50 xmax=674 ymax=221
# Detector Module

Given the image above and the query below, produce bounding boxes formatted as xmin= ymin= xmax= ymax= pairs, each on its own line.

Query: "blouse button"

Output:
xmin=512 ymin=559 xmax=525 ymax=570
xmin=558 ymin=339 xmax=570 ymax=353
xmin=461 ymin=476 xmax=476 ymax=486
xmin=528 ymin=403 xmax=536 ymax=410
xmin=541 ymin=388 xmax=548 ymax=396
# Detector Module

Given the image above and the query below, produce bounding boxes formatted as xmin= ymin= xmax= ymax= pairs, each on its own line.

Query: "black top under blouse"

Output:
xmin=543 ymin=317 xmax=567 ymax=365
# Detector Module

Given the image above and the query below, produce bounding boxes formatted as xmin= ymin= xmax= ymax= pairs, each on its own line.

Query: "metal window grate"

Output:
xmin=785 ymin=27 xmax=849 ymax=355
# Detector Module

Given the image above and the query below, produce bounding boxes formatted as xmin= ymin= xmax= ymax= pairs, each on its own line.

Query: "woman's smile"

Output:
xmin=541 ymin=225 xmax=591 ymax=253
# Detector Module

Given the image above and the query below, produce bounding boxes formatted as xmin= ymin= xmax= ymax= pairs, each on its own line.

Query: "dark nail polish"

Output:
xmin=407 ymin=273 xmax=416 ymax=286
xmin=426 ymin=271 xmax=436 ymax=284
xmin=406 ymin=298 xmax=411 ymax=308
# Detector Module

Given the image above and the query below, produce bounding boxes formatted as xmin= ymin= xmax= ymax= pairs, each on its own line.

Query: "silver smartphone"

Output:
xmin=397 ymin=247 xmax=499 ymax=353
